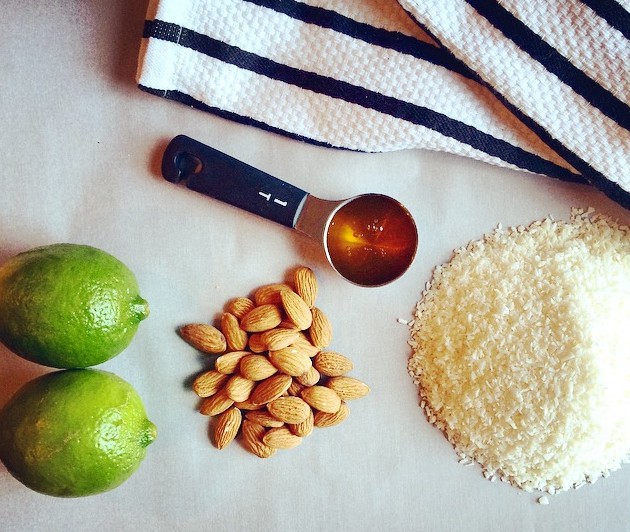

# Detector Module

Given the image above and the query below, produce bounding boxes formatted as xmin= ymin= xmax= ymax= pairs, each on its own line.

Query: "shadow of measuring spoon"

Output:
xmin=161 ymin=135 xmax=418 ymax=287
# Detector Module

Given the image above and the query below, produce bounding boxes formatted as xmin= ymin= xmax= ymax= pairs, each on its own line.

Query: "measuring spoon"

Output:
xmin=162 ymin=135 xmax=418 ymax=287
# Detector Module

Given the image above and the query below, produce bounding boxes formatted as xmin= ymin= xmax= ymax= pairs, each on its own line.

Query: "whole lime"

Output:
xmin=0 ymin=369 xmax=157 ymax=497
xmin=0 ymin=243 xmax=149 ymax=368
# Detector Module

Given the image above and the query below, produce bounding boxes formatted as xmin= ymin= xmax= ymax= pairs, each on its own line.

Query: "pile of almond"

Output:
xmin=180 ymin=266 xmax=369 ymax=458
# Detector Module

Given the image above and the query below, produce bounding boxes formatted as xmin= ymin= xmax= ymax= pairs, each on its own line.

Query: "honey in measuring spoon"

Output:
xmin=326 ymin=195 xmax=417 ymax=287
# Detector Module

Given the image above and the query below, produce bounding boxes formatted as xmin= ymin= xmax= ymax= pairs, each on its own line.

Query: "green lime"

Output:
xmin=0 ymin=243 xmax=149 ymax=368
xmin=0 ymin=368 xmax=156 ymax=497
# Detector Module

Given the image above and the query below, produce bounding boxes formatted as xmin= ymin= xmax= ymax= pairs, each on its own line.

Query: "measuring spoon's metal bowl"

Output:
xmin=295 ymin=194 xmax=418 ymax=287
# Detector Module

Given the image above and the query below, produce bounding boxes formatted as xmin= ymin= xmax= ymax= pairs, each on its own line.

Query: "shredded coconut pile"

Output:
xmin=408 ymin=208 xmax=630 ymax=493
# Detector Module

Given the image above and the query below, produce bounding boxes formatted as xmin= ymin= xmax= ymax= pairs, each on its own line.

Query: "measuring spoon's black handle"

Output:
xmin=162 ymin=135 xmax=308 ymax=228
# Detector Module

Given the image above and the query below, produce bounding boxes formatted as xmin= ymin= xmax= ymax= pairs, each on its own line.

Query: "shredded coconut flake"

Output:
xmin=408 ymin=208 xmax=630 ymax=493
xmin=538 ymin=496 xmax=550 ymax=505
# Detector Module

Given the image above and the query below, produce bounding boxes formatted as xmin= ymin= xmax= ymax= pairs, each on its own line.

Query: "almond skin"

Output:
xmin=215 ymin=351 xmax=251 ymax=374
xmin=226 ymin=297 xmax=255 ymax=319
xmin=313 ymin=351 xmax=353 ymax=377
xmin=239 ymin=354 xmax=278 ymax=381
xmin=233 ymin=399 xmax=264 ymax=411
xmin=244 ymin=410 xmax=285 ymax=428
xmin=192 ymin=370 xmax=230 ymax=398
xmin=293 ymin=266 xmax=318 ymax=308
xmin=179 ymin=323 xmax=226 ymax=354
xmin=221 ymin=312 xmax=248 ymax=351
xmin=199 ymin=388 xmax=234 ymax=416
xmin=278 ymin=319 xmax=299 ymax=330
xmin=240 ymin=304 xmax=283 ymax=332
xmin=308 ymin=307 xmax=333 ymax=348
xmin=296 ymin=365 xmax=320 ymax=387
xmin=247 ymin=333 xmax=267 ymax=353
xmin=242 ymin=420 xmax=276 ymax=458
xmin=300 ymin=385 xmax=342 ymax=414
xmin=250 ymin=374 xmax=293 ymax=405
xmin=287 ymin=379 xmax=306 ymax=397
xmin=292 ymin=333 xmax=321 ymax=357
xmin=314 ymin=401 xmax=350 ymax=428
xmin=214 ymin=406 xmax=242 ymax=449
xmin=225 ymin=374 xmax=256 ymax=402
xmin=253 ymin=283 xmax=292 ymax=306
xmin=280 ymin=290 xmax=313 ymax=330
xmin=269 ymin=346 xmax=312 ymax=377
xmin=288 ymin=408 xmax=314 ymax=437
xmin=326 ymin=377 xmax=370 ymax=400
xmin=267 ymin=396 xmax=311 ymax=424
xmin=263 ymin=427 xmax=302 ymax=449
xmin=260 ymin=328 xmax=300 ymax=351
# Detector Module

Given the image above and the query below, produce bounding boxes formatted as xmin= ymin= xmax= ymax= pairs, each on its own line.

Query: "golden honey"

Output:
xmin=326 ymin=195 xmax=417 ymax=286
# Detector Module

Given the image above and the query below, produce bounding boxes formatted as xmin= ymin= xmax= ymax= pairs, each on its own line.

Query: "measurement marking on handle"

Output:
xmin=259 ymin=191 xmax=288 ymax=207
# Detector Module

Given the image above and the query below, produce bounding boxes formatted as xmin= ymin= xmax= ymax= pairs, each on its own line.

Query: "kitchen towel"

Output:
xmin=137 ymin=0 xmax=630 ymax=209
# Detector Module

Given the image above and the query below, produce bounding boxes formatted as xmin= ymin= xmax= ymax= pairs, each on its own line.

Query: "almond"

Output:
xmin=242 ymin=420 xmax=276 ymax=458
xmin=244 ymin=409 xmax=284 ymax=428
xmin=233 ymin=399 xmax=264 ymax=411
xmin=300 ymin=385 xmax=341 ymax=414
xmin=260 ymin=328 xmax=300 ymax=351
xmin=293 ymin=333 xmax=321 ymax=357
xmin=326 ymin=376 xmax=370 ymax=400
xmin=225 ymin=374 xmax=256 ymax=402
xmin=314 ymin=401 xmax=350 ymax=428
xmin=221 ymin=312 xmax=248 ymax=351
xmin=296 ymin=365 xmax=320 ymax=387
xmin=179 ymin=323 xmax=226 ymax=354
xmin=184 ymin=267 xmax=369 ymax=457
xmin=268 ymin=346 xmax=312 ymax=377
xmin=214 ymin=406 xmax=242 ymax=449
xmin=263 ymin=427 xmax=302 ymax=449
xmin=293 ymin=266 xmax=318 ymax=308
xmin=253 ymin=283 xmax=291 ymax=306
xmin=247 ymin=333 xmax=267 ymax=353
xmin=226 ymin=297 xmax=255 ymax=319
xmin=308 ymin=307 xmax=333 ymax=348
xmin=313 ymin=351 xmax=353 ymax=377
xmin=288 ymin=408 xmax=314 ymax=437
xmin=287 ymin=379 xmax=305 ymax=397
xmin=240 ymin=304 xmax=283 ymax=332
xmin=267 ymin=396 xmax=311 ymax=424
xmin=215 ymin=351 xmax=250 ymax=374
xmin=199 ymin=388 xmax=234 ymax=416
xmin=280 ymin=289 xmax=313 ymax=330
xmin=192 ymin=370 xmax=230 ymax=398
xmin=239 ymin=354 xmax=278 ymax=381
xmin=278 ymin=319 xmax=299 ymax=330
xmin=250 ymin=374 xmax=293 ymax=405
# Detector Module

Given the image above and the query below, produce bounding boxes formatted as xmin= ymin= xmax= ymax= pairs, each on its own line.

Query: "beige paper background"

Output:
xmin=1 ymin=1 xmax=629 ymax=531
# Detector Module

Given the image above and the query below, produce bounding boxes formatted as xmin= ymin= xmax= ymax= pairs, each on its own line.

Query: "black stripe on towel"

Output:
xmin=242 ymin=0 xmax=473 ymax=79
xmin=143 ymin=19 xmax=583 ymax=184
xmin=465 ymin=0 xmax=630 ymax=131
xmin=405 ymin=11 xmax=630 ymax=209
xmin=139 ymin=84 xmax=336 ymax=148
xmin=578 ymin=0 xmax=630 ymax=40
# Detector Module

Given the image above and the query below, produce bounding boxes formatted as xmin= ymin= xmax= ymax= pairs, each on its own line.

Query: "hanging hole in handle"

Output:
xmin=173 ymin=152 xmax=204 ymax=181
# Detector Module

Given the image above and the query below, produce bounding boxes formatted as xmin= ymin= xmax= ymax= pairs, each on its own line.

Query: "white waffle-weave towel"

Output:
xmin=137 ymin=0 xmax=630 ymax=209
